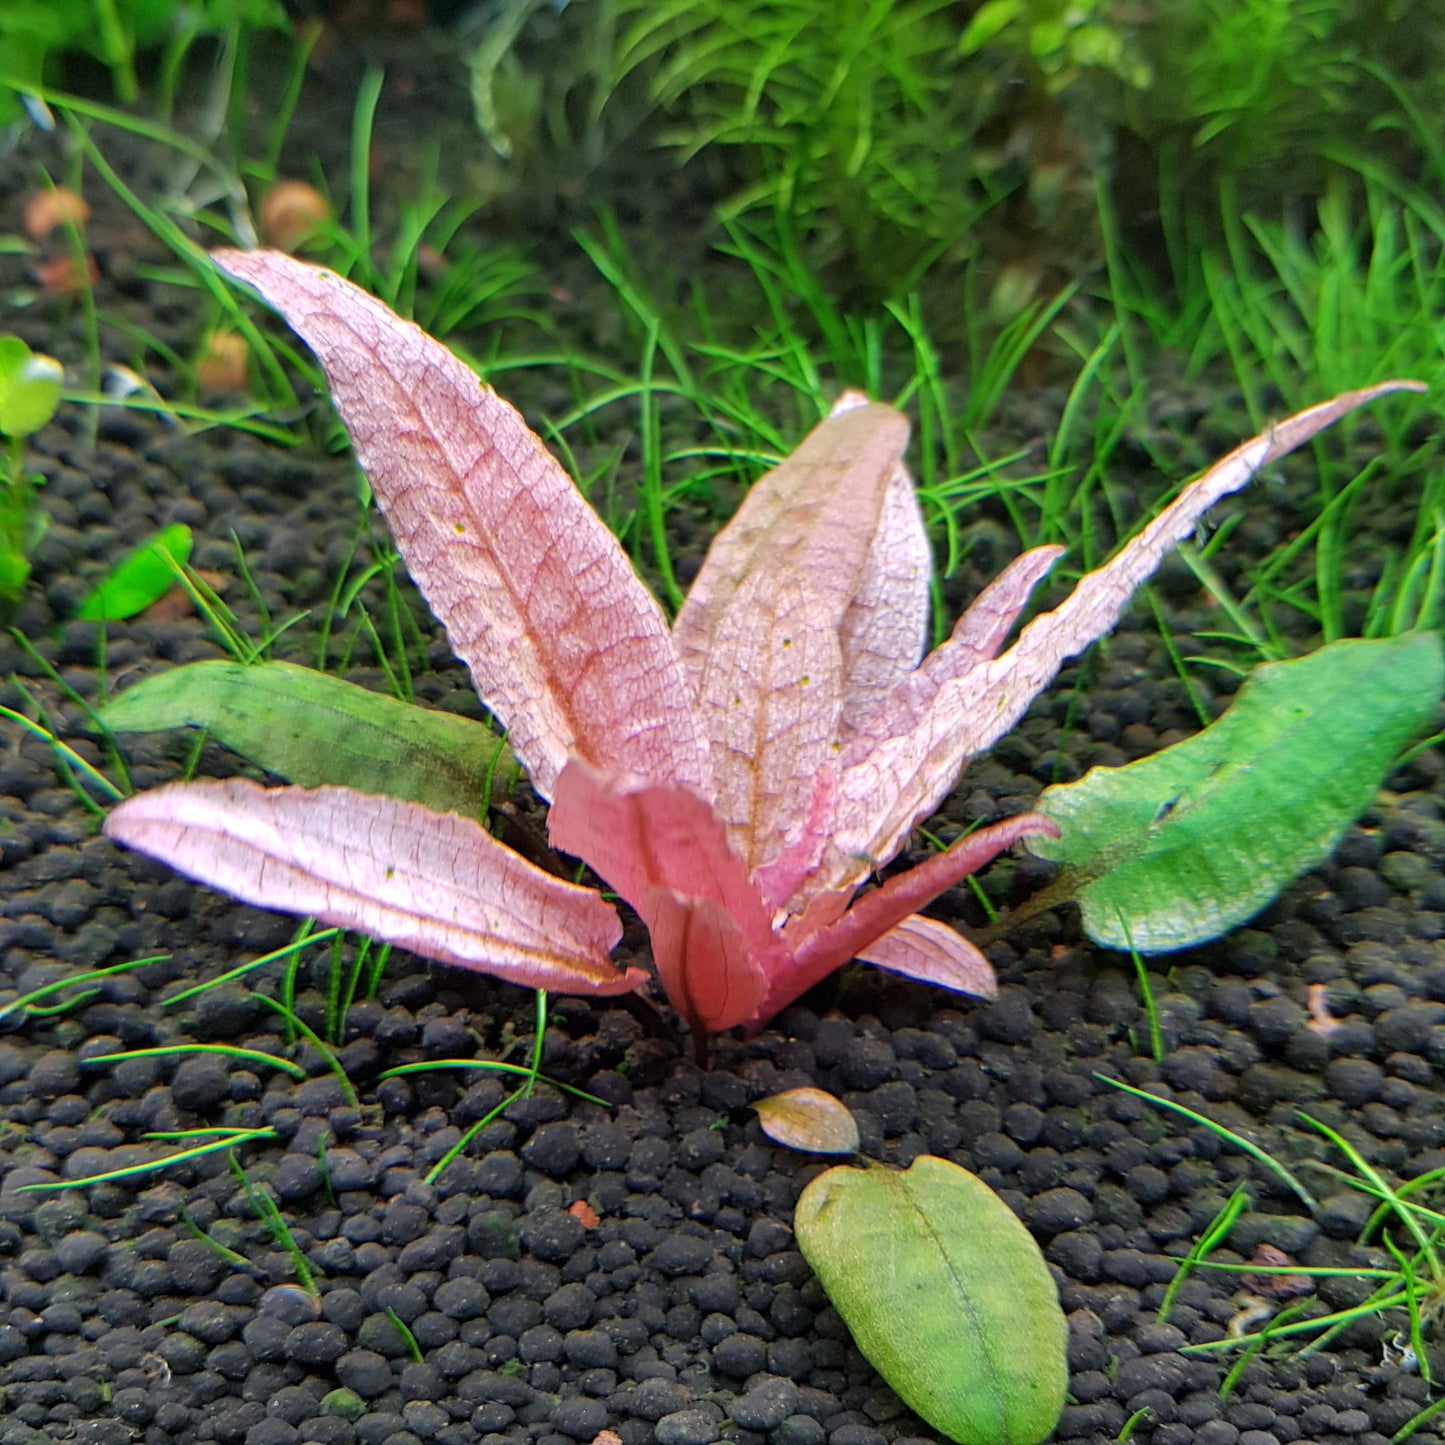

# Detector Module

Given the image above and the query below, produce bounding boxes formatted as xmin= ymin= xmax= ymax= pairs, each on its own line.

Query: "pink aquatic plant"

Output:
xmin=103 ymin=250 xmax=1419 ymax=1047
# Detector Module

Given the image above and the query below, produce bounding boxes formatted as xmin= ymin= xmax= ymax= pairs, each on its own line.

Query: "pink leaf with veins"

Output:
xmin=857 ymin=914 xmax=998 ymax=1000
xmin=104 ymin=781 xmax=641 ymax=994
xmin=212 ymin=249 xmax=708 ymax=802
xmin=695 ymin=567 xmax=843 ymax=875
xmin=547 ymin=761 xmax=778 ymax=1033
xmin=827 ymin=393 xmax=933 ymax=733
xmin=672 ymin=400 xmax=908 ymax=695
xmin=821 ymin=380 xmax=1427 ymax=892
xmin=792 ymin=544 xmax=1063 ymax=904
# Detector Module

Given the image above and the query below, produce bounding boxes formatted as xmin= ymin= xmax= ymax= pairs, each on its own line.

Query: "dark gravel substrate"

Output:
xmin=4 ymin=68 xmax=1445 ymax=1445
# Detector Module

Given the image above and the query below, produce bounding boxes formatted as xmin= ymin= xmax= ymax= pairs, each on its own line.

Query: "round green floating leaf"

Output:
xmin=0 ymin=336 xmax=64 ymax=438
xmin=795 ymin=1156 xmax=1067 ymax=1445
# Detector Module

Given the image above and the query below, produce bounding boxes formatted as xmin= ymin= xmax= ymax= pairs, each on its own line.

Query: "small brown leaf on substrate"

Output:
xmin=754 ymin=1087 xmax=860 ymax=1155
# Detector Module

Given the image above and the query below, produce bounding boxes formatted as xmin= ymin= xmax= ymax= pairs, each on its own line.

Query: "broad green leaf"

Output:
xmin=754 ymin=1088 xmax=860 ymax=1155
xmin=1029 ymin=632 xmax=1445 ymax=951
xmin=75 ymin=524 xmax=192 ymax=621
xmin=101 ymin=660 xmax=518 ymax=819
xmin=0 ymin=336 xmax=63 ymax=437
xmin=796 ymin=1156 xmax=1067 ymax=1445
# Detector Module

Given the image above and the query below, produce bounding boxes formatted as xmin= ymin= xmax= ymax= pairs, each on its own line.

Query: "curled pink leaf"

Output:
xmin=643 ymin=889 xmax=769 ymax=1044
xmin=213 ymin=249 xmax=709 ymax=801
xmin=760 ymin=813 xmax=1057 ymax=1024
xmin=105 ymin=780 xmax=640 ymax=995
xmin=548 ymin=761 xmax=776 ymax=1033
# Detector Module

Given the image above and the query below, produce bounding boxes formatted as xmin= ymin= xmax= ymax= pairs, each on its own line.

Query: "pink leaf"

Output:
xmin=842 ymin=544 xmax=1066 ymax=768
xmin=857 ymin=914 xmax=998 ymax=1000
xmin=829 ymin=394 xmax=933 ymax=733
xmin=672 ymin=400 xmax=909 ymax=695
xmin=946 ymin=543 xmax=1070 ymax=663
xmin=643 ymin=888 xmax=770 ymax=1041
xmin=213 ymin=249 xmax=709 ymax=801
xmin=794 ymin=544 xmax=1063 ymax=905
xmin=759 ymin=813 xmax=1057 ymax=1024
xmin=694 ymin=567 xmax=842 ymax=876
xmin=547 ymin=761 xmax=776 ymax=1032
xmin=751 ymin=767 xmax=837 ymax=912
xmin=104 ymin=780 xmax=642 ymax=995
xmin=825 ymin=382 xmax=1426 ymax=886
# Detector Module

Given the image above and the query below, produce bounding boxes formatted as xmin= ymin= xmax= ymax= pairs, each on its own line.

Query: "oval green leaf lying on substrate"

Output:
xmin=1028 ymin=631 xmax=1445 ymax=952
xmin=795 ymin=1155 xmax=1067 ymax=1445
xmin=754 ymin=1087 xmax=860 ymax=1155
xmin=75 ymin=523 xmax=193 ymax=621
xmin=101 ymin=659 xmax=520 ymax=819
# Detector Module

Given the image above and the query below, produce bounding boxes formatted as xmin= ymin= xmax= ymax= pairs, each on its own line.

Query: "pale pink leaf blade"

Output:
xmin=857 ymin=914 xmax=998 ymax=1000
xmin=213 ymin=249 xmax=708 ymax=800
xmin=672 ymin=401 xmax=909 ymax=693
xmin=827 ymin=383 xmax=1425 ymax=882
xmin=837 ymin=457 xmax=933 ymax=734
xmin=836 ymin=543 xmax=1065 ymax=782
xmin=547 ymin=761 xmax=776 ymax=1032
xmin=694 ymin=568 xmax=842 ymax=876
xmin=104 ymin=780 xmax=641 ymax=995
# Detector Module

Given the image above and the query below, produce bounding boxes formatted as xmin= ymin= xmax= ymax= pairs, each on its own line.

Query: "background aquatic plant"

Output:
xmin=0 ymin=335 xmax=64 ymax=610
xmin=0 ymin=0 xmax=288 ymax=127
xmin=609 ymin=0 xmax=991 ymax=294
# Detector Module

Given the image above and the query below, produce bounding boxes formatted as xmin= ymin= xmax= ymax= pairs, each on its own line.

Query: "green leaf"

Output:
xmin=795 ymin=1156 xmax=1067 ymax=1445
xmin=958 ymin=0 xmax=1021 ymax=56
xmin=0 ymin=335 xmax=63 ymax=438
xmin=1029 ymin=632 xmax=1445 ymax=952
xmin=75 ymin=524 xmax=193 ymax=621
xmin=101 ymin=660 xmax=519 ymax=819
